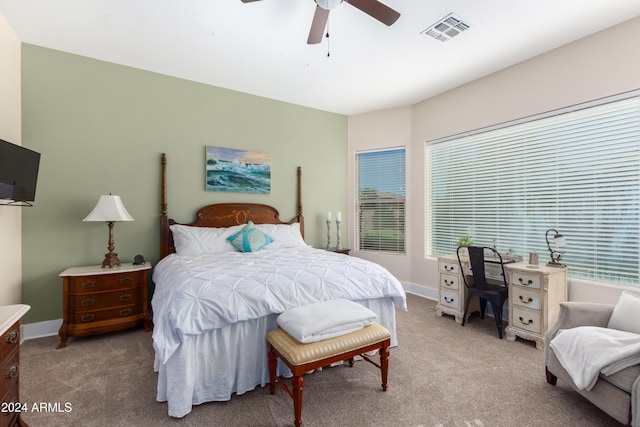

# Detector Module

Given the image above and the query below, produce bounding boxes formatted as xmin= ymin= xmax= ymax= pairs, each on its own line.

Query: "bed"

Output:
xmin=152 ymin=153 xmax=407 ymax=418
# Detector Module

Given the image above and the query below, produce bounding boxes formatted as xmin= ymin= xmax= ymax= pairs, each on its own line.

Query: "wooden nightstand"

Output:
xmin=57 ymin=263 xmax=152 ymax=349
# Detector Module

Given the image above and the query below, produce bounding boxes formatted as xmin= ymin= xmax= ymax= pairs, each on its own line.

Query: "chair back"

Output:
xmin=457 ymin=246 xmax=507 ymax=290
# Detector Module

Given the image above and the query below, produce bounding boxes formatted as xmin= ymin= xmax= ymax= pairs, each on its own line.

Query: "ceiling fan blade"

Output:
xmin=307 ymin=5 xmax=330 ymax=44
xmin=346 ymin=0 xmax=400 ymax=26
xmin=240 ymin=0 xmax=263 ymax=3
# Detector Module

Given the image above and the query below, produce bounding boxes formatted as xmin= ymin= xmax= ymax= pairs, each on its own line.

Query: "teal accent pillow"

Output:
xmin=226 ymin=221 xmax=273 ymax=252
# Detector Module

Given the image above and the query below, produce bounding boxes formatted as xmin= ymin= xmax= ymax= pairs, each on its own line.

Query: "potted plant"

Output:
xmin=457 ymin=235 xmax=474 ymax=256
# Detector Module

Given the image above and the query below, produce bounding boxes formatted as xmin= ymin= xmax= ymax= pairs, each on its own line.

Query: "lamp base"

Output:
xmin=546 ymin=261 xmax=565 ymax=268
xmin=101 ymin=251 xmax=122 ymax=269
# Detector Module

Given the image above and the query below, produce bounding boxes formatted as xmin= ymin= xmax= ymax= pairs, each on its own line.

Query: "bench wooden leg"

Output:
xmin=380 ymin=340 xmax=389 ymax=391
xmin=268 ymin=345 xmax=278 ymax=395
xmin=292 ymin=375 xmax=304 ymax=427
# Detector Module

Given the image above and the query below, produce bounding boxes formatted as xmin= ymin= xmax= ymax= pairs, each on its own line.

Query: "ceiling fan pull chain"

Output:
xmin=326 ymin=19 xmax=330 ymax=57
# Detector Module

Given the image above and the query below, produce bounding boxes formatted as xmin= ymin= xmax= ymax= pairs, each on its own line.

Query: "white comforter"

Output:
xmin=152 ymin=246 xmax=407 ymax=364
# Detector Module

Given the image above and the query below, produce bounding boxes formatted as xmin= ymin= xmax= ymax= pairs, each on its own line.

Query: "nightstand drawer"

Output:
xmin=68 ymin=271 xmax=144 ymax=294
xmin=440 ymin=273 xmax=460 ymax=291
xmin=0 ymin=323 xmax=19 ymax=364
xmin=71 ymin=304 xmax=142 ymax=324
xmin=511 ymin=286 xmax=541 ymax=310
xmin=69 ymin=289 xmax=142 ymax=311
xmin=512 ymin=306 xmax=542 ymax=334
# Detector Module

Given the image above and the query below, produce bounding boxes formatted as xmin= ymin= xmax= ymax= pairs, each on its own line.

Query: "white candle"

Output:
xmin=336 ymin=211 xmax=341 ymax=221
xmin=327 ymin=211 xmax=331 ymax=221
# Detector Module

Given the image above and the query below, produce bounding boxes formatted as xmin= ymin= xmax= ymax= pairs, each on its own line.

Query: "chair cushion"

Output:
xmin=600 ymin=363 xmax=640 ymax=394
xmin=267 ymin=323 xmax=390 ymax=366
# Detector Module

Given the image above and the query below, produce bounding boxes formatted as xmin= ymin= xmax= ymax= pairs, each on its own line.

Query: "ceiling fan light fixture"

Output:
xmin=315 ymin=0 xmax=342 ymax=11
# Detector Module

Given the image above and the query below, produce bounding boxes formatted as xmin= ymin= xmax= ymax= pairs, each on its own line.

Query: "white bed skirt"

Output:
xmin=154 ymin=298 xmax=398 ymax=418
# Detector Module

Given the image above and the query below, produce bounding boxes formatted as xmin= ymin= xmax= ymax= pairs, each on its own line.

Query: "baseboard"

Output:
xmin=21 ymin=285 xmax=434 ymax=343
xmin=402 ymin=282 xmax=438 ymax=301
xmin=21 ymin=318 xmax=62 ymax=343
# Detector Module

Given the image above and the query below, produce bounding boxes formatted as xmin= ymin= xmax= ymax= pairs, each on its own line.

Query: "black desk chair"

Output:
xmin=456 ymin=246 xmax=509 ymax=339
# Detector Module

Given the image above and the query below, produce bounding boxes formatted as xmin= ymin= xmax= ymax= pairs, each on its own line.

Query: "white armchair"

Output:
xmin=545 ymin=301 xmax=640 ymax=426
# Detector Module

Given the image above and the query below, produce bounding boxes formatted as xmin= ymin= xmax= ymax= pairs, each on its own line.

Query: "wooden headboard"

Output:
xmin=159 ymin=153 xmax=304 ymax=259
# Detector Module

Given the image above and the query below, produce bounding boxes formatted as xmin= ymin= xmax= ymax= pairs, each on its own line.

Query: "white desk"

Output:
xmin=435 ymin=255 xmax=567 ymax=349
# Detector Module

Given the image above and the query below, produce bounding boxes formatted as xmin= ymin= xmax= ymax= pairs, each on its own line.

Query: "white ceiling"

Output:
xmin=1 ymin=0 xmax=640 ymax=115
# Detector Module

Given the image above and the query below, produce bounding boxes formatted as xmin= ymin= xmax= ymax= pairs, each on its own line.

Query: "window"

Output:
xmin=356 ymin=148 xmax=406 ymax=253
xmin=426 ymin=93 xmax=640 ymax=285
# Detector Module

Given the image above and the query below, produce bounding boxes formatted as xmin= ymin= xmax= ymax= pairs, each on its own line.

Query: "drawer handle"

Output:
xmin=6 ymin=363 xmax=18 ymax=379
xmin=5 ymin=330 xmax=18 ymax=344
xmin=81 ymin=280 xmax=96 ymax=289
xmin=519 ymin=296 xmax=533 ymax=304
xmin=120 ymin=276 xmax=133 ymax=285
xmin=444 ymin=296 xmax=455 ymax=303
xmin=119 ymin=294 xmax=133 ymax=302
xmin=120 ymin=309 xmax=133 ymax=316
xmin=81 ymin=314 xmax=96 ymax=322
xmin=444 ymin=265 xmax=455 ymax=272
xmin=81 ymin=298 xmax=96 ymax=307
xmin=518 ymin=277 xmax=534 ymax=286
xmin=519 ymin=316 xmax=534 ymax=325
xmin=443 ymin=279 xmax=453 ymax=287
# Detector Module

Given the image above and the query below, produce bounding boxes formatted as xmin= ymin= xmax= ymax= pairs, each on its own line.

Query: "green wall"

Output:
xmin=21 ymin=44 xmax=348 ymax=324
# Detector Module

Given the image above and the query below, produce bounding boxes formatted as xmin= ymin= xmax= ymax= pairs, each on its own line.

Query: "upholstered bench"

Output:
xmin=267 ymin=322 xmax=391 ymax=427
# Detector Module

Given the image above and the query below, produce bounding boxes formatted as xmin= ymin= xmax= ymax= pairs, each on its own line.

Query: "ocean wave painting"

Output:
xmin=206 ymin=146 xmax=271 ymax=194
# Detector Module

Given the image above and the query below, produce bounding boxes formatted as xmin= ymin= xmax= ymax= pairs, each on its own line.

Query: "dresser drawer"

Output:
xmin=511 ymin=286 xmax=541 ymax=310
xmin=440 ymin=290 xmax=460 ymax=310
xmin=0 ymin=384 xmax=18 ymax=427
xmin=0 ymin=323 xmax=19 ymax=364
xmin=511 ymin=306 xmax=542 ymax=334
xmin=69 ymin=289 xmax=143 ymax=312
xmin=68 ymin=270 xmax=145 ymax=294
xmin=440 ymin=273 xmax=460 ymax=291
xmin=71 ymin=304 xmax=142 ymax=324
xmin=510 ymin=272 xmax=541 ymax=289
xmin=0 ymin=351 xmax=18 ymax=404
xmin=439 ymin=261 xmax=459 ymax=275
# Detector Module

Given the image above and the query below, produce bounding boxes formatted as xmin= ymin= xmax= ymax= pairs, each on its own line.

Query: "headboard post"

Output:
xmin=297 ymin=166 xmax=304 ymax=237
xmin=160 ymin=153 xmax=171 ymax=259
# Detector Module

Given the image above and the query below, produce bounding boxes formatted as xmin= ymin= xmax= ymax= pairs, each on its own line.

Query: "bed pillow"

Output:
xmin=226 ymin=221 xmax=273 ymax=253
xmin=170 ymin=224 xmax=242 ymax=256
xmin=255 ymin=223 xmax=306 ymax=249
xmin=608 ymin=291 xmax=640 ymax=334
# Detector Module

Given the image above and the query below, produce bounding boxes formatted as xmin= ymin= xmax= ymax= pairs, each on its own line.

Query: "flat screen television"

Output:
xmin=0 ymin=138 xmax=41 ymax=204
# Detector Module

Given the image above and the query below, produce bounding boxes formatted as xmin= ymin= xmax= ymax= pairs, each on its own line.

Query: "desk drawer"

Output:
xmin=440 ymin=274 xmax=460 ymax=291
xmin=511 ymin=272 xmax=541 ymax=289
xmin=512 ymin=306 xmax=542 ymax=334
xmin=439 ymin=261 xmax=459 ymax=275
xmin=440 ymin=290 xmax=460 ymax=310
xmin=511 ymin=286 xmax=541 ymax=310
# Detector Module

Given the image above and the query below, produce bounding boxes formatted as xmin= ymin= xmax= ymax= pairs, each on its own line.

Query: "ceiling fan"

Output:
xmin=241 ymin=0 xmax=401 ymax=44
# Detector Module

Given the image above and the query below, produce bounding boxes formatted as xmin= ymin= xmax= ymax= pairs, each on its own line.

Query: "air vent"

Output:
xmin=421 ymin=13 xmax=470 ymax=42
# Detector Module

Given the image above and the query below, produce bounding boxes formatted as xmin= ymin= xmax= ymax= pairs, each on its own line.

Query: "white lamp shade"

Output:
xmin=83 ymin=195 xmax=134 ymax=222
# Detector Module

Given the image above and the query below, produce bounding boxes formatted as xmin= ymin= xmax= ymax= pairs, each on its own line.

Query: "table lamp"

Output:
xmin=545 ymin=228 xmax=567 ymax=267
xmin=83 ymin=194 xmax=134 ymax=268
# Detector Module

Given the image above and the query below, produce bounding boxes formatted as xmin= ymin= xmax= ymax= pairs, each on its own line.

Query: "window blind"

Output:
xmin=356 ymin=148 xmax=406 ymax=253
xmin=426 ymin=94 xmax=640 ymax=285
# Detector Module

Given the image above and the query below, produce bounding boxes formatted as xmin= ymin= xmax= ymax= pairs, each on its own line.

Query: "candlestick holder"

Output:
xmin=326 ymin=219 xmax=332 ymax=250
xmin=336 ymin=219 xmax=342 ymax=251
